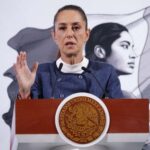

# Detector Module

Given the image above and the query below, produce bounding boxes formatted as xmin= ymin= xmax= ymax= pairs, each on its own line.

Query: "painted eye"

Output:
xmin=121 ymin=44 xmax=129 ymax=49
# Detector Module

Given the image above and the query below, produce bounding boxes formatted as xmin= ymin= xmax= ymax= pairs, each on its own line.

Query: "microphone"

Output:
xmin=52 ymin=63 xmax=63 ymax=98
xmin=81 ymin=67 xmax=91 ymax=73
xmin=81 ymin=67 xmax=106 ymax=98
xmin=58 ymin=62 xmax=63 ymax=71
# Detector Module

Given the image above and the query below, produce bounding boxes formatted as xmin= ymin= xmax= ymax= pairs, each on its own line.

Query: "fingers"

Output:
xmin=16 ymin=51 xmax=27 ymax=68
xmin=31 ymin=62 xmax=39 ymax=74
xmin=15 ymin=51 xmax=38 ymax=76
xmin=20 ymin=51 xmax=27 ymax=67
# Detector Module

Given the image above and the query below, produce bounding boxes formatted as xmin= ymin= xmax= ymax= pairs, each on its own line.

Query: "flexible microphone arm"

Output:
xmin=81 ymin=67 xmax=106 ymax=98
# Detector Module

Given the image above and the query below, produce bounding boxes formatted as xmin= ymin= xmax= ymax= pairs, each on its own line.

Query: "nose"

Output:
xmin=66 ymin=27 xmax=74 ymax=38
xmin=129 ymin=49 xmax=136 ymax=59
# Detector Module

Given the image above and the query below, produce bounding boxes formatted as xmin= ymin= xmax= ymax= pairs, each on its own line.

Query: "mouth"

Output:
xmin=128 ymin=62 xmax=135 ymax=69
xmin=65 ymin=41 xmax=76 ymax=47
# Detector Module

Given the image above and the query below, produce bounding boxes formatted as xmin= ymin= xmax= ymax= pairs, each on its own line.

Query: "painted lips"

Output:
xmin=128 ymin=62 xmax=135 ymax=68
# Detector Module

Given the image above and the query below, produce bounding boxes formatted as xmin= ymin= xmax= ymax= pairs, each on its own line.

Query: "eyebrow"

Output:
xmin=120 ymin=41 xmax=130 ymax=45
xmin=120 ymin=41 xmax=134 ymax=48
xmin=72 ymin=22 xmax=80 ymax=26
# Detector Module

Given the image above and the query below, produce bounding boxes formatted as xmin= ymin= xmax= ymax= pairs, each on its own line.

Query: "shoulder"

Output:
xmin=37 ymin=62 xmax=55 ymax=73
xmin=88 ymin=60 xmax=115 ymax=72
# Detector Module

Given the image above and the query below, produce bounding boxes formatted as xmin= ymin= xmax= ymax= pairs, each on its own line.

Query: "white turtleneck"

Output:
xmin=56 ymin=57 xmax=89 ymax=74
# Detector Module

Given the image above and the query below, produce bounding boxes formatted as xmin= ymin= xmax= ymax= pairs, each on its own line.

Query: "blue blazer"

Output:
xmin=31 ymin=60 xmax=123 ymax=99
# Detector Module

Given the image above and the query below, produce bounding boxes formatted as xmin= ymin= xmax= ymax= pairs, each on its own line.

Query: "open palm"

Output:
xmin=14 ymin=51 xmax=38 ymax=97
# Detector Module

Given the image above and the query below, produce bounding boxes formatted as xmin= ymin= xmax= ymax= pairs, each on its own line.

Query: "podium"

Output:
xmin=11 ymin=99 xmax=149 ymax=150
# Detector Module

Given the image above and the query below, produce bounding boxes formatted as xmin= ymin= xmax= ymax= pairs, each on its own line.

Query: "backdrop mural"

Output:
xmin=3 ymin=6 xmax=150 ymax=127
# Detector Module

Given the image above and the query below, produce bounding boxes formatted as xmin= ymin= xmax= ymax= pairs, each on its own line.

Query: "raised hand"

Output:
xmin=14 ymin=51 xmax=38 ymax=98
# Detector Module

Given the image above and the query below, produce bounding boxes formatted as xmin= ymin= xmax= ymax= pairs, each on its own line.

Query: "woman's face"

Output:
xmin=107 ymin=31 xmax=136 ymax=74
xmin=52 ymin=10 xmax=89 ymax=61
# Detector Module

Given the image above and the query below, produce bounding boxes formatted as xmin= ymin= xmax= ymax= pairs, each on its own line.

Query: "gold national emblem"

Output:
xmin=59 ymin=96 xmax=106 ymax=144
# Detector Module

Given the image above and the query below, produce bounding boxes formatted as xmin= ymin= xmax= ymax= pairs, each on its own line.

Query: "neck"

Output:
xmin=56 ymin=57 xmax=89 ymax=74
xmin=61 ymin=53 xmax=83 ymax=65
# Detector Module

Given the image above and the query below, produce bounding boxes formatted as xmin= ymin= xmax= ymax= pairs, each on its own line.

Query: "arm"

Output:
xmin=30 ymin=71 xmax=42 ymax=99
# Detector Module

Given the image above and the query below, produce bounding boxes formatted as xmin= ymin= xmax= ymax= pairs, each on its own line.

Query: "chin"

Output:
xmin=126 ymin=68 xmax=135 ymax=74
xmin=117 ymin=69 xmax=134 ymax=75
xmin=66 ymin=51 xmax=79 ymax=57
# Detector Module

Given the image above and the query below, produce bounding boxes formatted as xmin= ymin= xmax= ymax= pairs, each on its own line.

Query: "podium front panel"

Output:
xmin=15 ymin=99 xmax=149 ymax=134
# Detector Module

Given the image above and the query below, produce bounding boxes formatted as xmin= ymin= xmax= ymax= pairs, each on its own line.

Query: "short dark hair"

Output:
xmin=85 ymin=23 xmax=128 ymax=61
xmin=53 ymin=5 xmax=88 ymax=29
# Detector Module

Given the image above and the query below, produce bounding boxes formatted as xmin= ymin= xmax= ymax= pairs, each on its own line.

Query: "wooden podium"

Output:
xmin=11 ymin=99 xmax=149 ymax=150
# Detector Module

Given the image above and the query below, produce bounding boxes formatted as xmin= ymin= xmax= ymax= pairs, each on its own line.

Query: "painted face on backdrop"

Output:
xmin=107 ymin=31 xmax=136 ymax=74
xmin=52 ymin=10 xmax=90 ymax=59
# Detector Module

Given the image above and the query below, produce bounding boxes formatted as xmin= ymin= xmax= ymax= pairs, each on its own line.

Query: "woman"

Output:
xmin=85 ymin=23 xmax=136 ymax=98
